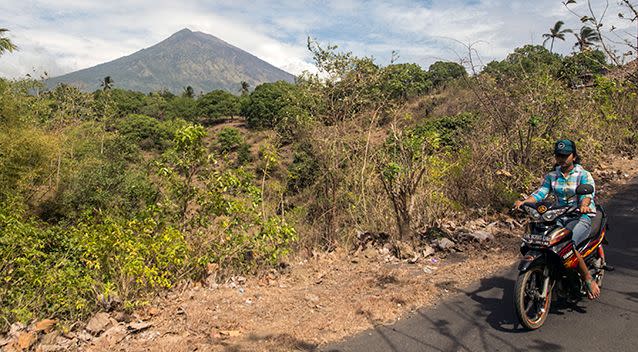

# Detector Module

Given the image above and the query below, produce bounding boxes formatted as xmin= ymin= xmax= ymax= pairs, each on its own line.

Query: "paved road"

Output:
xmin=325 ymin=179 xmax=638 ymax=352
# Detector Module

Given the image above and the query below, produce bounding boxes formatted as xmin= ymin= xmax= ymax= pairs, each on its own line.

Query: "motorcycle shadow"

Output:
xmin=466 ymin=271 xmax=588 ymax=333
xmin=549 ymin=296 xmax=588 ymax=315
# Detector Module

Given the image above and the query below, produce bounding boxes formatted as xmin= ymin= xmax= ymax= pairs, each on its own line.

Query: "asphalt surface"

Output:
xmin=325 ymin=179 xmax=638 ymax=352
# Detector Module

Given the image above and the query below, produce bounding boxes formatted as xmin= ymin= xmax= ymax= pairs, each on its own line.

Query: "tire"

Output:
xmin=514 ymin=265 xmax=552 ymax=330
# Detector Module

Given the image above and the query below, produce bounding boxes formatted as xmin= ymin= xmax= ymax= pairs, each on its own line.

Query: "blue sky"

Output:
xmin=0 ymin=0 xmax=635 ymax=79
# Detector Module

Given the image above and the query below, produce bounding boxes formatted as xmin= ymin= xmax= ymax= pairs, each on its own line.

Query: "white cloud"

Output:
xmin=0 ymin=0 xmax=635 ymax=80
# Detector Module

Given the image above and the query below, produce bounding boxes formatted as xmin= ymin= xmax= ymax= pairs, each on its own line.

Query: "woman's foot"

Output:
xmin=585 ymin=279 xmax=600 ymax=300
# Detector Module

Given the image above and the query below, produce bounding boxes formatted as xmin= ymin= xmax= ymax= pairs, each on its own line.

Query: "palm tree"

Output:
xmin=240 ymin=81 xmax=250 ymax=96
xmin=0 ymin=28 xmax=17 ymax=55
xmin=182 ymin=85 xmax=194 ymax=98
xmin=574 ymin=26 xmax=601 ymax=51
xmin=100 ymin=76 xmax=114 ymax=91
xmin=542 ymin=21 xmax=572 ymax=53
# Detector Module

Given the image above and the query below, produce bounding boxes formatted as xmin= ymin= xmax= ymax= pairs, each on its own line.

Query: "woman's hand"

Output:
xmin=579 ymin=204 xmax=593 ymax=214
xmin=513 ymin=200 xmax=526 ymax=210
xmin=579 ymin=198 xmax=593 ymax=214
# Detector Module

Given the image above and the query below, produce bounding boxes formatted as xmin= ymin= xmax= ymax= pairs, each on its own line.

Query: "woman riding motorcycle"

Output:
xmin=513 ymin=139 xmax=600 ymax=300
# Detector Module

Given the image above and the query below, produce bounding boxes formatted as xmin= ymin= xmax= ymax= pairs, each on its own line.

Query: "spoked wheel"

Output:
xmin=514 ymin=265 xmax=552 ymax=330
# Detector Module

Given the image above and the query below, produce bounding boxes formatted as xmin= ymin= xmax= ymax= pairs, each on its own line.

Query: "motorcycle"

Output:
xmin=514 ymin=184 xmax=612 ymax=330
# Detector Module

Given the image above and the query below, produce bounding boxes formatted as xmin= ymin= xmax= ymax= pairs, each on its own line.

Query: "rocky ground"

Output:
xmin=2 ymin=156 xmax=637 ymax=352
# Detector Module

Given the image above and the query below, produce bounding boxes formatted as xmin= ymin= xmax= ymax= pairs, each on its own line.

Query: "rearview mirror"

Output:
xmin=576 ymin=184 xmax=594 ymax=195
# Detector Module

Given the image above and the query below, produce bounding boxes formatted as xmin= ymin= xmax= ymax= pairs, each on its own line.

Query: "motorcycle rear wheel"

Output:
xmin=515 ymin=265 xmax=552 ymax=330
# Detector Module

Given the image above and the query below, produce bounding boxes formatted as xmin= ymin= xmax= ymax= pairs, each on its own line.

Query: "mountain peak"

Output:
xmin=46 ymin=29 xmax=295 ymax=93
xmin=173 ymin=28 xmax=193 ymax=36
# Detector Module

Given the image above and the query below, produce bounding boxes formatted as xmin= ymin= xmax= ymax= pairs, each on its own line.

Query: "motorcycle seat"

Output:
xmin=587 ymin=209 xmax=604 ymax=240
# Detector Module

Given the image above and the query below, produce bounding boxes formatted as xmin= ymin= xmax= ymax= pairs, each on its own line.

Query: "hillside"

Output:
xmin=45 ymin=28 xmax=295 ymax=93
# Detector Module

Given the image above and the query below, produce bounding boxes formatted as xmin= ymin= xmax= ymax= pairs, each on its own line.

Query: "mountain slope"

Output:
xmin=46 ymin=28 xmax=295 ymax=94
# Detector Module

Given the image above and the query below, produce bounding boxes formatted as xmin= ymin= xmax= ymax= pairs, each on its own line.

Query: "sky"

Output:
xmin=0 ymin=0 xmax=636 ymax=79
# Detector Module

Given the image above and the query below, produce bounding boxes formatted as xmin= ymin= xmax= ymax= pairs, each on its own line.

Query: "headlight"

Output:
xmin=542 ymin=207 xmax=568 ymax=222
xmin=524 ymin=206 xmax=541 ymax=220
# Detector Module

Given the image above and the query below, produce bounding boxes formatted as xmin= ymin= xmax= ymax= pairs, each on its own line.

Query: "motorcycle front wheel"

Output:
xmin=514 ymin=265 xmax=552 ymax=330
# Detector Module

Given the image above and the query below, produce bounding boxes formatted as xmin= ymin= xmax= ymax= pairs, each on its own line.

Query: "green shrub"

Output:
xmin=428 ymin=61 xmax=467 ymax=87
xmin=216 ymin=127 xmax=244 ymax=153
xmin=242 ymin=81 xmax=302 ymax=129
xmin=414 ymin=113 xmax=476 ymax=149
xmin=117 ymin=114 xmax=171 ymax=150
xmin=197 ymin=90 xmax=241 ymax=122
xmin=287 ymin=143 xmax=319 ymax=193
xmin=0 ymin=202 xmax=95 ymax=333
xmin=72 ymin=212 xmax=189 ymax=301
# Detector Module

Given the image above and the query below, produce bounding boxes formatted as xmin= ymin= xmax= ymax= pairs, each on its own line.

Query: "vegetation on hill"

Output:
xmin=1 ymin=12 xmax=638 ymax=332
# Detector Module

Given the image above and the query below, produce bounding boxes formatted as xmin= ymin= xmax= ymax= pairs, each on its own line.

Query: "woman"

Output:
xmin=513 ymin=139 xmax=600 ymax=300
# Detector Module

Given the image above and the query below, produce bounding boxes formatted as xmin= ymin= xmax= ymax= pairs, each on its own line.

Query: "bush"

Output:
xmin=413 ymin=113 xmax=476 ymax=149
xmin=381 ymin=63 xmax=432 ymax=100
xmin=117 ymin=114 xmax=171 ymax=150
xmin=428 ymin=61 xmax=467 ymax=87
xmin=0 ymin=202 xmax=94 ymax=332
xmin=216 ymin=127 xmax=244 ymax=153
xmin=242 ymin=81 xmax=303 ymax=129
xmin=72 ymin=212 xmax=189 ymax=301
xmin=197 ymin=90 xmax=241 ymax=122
xmin=0 ymin=202 xmax=190 ymax=332
xmin=559 ymin=50 xmax=607 ymax=87
xmin=287 ymin=143 xmax=319 ymax=193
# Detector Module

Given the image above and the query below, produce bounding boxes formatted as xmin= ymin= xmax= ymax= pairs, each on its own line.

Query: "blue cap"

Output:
xmin=554 ymin=139 xmax=574 ymax=155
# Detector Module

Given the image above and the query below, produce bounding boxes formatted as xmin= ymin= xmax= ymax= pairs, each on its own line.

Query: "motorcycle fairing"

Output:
xmin=561 ymin=226 xmax=606 ymax=269
xmin=518 ymin=250 xmax=544 ymax=272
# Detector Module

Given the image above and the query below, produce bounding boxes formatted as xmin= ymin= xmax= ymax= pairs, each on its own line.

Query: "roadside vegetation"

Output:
xmin=1 ymin=3 xmax=638 ymax=333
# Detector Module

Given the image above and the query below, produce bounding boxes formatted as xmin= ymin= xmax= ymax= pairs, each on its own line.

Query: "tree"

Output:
xmin=481 ymin=45 xmax=562 ymax=79
xmin=242 ymin=81 xmax=302 ymax=129
xmin=100 ymin=76 xmax=114 ymax=91
xmin=196 ymin=90 xmax=240 ymax=122
xmin=428 ymin=61 xmax=467 ymax=87
xmin=381 ymin=63 xmax=432 ymax=100
xmin=0 ymin=28 xmax=17 ymax=56
xmin=542 ymin=21 xmax=572 ymax=53
xmin=182 ymin=86 xmax=194 ymax=99
xmin=574 ymin=26 xmax=601 ymax=51
xmin=240 ymin=81 xmax=250 ymax=96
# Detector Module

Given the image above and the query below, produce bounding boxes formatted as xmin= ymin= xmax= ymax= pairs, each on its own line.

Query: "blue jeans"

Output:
xmin=558 ymin=215 xmax=592 ymax=246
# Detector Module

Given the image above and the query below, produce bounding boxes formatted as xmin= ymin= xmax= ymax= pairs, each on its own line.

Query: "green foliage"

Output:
xmin=72 ymin=212 xmax=189 ymax=300
xmin=483 ymin=45 xmax=562 ymax=79
xmin=381 ymin=63 xmax=432 ymax=100
xmin=41 ymin=124 xmax=158 ymax=221
xmin=559 ymin=50 xmax=607 ymax=86
xmin=117 ymin=114 xmax=171 ymax=150
xmin=0 ymin=201 xmax=190 ymax=332
xmin=166 ymin=96 xmax=198 ymax=121
xmin=428 ymin=61 xmax=467 ymax=87
xmin=0 ymin=28 xmax=18 ymax=55
xmin=139 ymin=92 xmax=170 ymax=119
xmin=287 ymin=143 xmax=319 ymax=193
xmin=0 ymin=127 xmax=57 ymax=200
xmin=106 ymin=89 xmax=148 ymax=116
xmin=216 ymin=127 xmax=244 ymax=153
xmin=242 ymin=81 xmax=304 ymax=129
xmin=197 ymin=90 xmax=241 ymax=122
xmin=413 ymin=113 xmax=476 ymax=149
xmin=0 ymin=202 xmax=94 ymax=332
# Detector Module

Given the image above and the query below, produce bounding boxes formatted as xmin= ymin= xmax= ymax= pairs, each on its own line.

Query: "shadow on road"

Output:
xmin=463 ymin=275 xmax=523 ymax=333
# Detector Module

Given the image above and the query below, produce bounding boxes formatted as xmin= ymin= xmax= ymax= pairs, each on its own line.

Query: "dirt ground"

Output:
xmin=3 ymin=156 xmax=637 ymax=352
